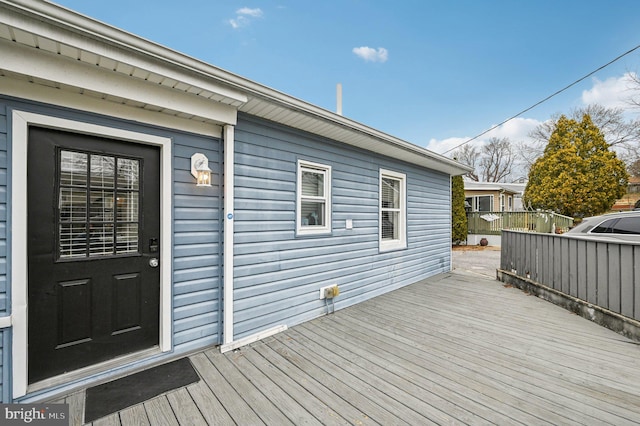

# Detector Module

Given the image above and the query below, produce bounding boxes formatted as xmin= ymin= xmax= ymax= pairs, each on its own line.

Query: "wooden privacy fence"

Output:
xmin=467 ymin=211 xmax=574 ymax=235
xmin=500 ymin=230 xmax=640 ymax=323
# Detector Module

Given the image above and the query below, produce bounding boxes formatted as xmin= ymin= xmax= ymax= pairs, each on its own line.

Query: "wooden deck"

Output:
xmin=56 ymin=271 xmax=640 ymax=425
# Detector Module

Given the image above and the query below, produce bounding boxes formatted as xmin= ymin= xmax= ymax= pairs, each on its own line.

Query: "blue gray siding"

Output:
xmin=172 ymin=134 xmax=222 ymax=351
xmin=233 ymin=115 xmax=451 ymax=338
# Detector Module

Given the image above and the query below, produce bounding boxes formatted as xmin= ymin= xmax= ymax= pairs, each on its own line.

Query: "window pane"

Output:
xmin=592 ymin=219 xmax=616 ymax=233
xmin=464 ymin=197 xmax=472 ymax=211
xmin=89 ymin=224 xmax=114 ymax=256
xmin=59 ymin=224 xmax=87 ymax=258
xmin=90 ymin=190 xmax=114 ymax=222
xmin=59 ymin=188 xmax=86 ymax=222
xmin=117 ymin=192 xmax=139 ymax=222
xmin=302 ymin=170 xmax=324 ymax=197
xmin=117 ymin=224 xmax=138 ymax=254
xmin=478 ymin=196 xmax=492 ymax=212
xmin=91 ymin=155 xmax=115 ymax=188
xmin=117 ymin=158 xmax=139 ymax=190
xmin=60 ymin=151 xmax=87 ymax=186
xmin=382 ymin=178 xmax=400 ymax=209
xmin=382 ymin=211 xmax=398 ymax=240
xmin=611 ymin=217 xmax=640 ymax=234
xmin=301 ymin=201 xmax=325 ymax=226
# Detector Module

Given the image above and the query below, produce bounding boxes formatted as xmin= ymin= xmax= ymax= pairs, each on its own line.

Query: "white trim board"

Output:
xmin=11 ymin=110 xmax=173 ymax=398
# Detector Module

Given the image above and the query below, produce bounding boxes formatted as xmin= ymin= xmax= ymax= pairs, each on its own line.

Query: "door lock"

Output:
xmin=149 ymin=258 xmax=159 ymax=268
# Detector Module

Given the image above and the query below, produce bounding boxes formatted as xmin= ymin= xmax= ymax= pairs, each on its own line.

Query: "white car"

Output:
xmin=566 ymin=211 xmax=640 ymax=242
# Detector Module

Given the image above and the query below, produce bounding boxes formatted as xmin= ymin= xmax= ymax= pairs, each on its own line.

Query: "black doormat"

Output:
xmin=84 ymin=358 xmax=200 ymax=422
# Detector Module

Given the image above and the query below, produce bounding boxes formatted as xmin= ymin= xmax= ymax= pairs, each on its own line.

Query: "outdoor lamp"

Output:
xmin=191 ymin=153 xmax=212 ymax=187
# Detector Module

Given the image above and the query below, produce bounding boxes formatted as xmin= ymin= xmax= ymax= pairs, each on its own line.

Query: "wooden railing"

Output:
xmin=466 ymin=211 xmax=574 ymax=235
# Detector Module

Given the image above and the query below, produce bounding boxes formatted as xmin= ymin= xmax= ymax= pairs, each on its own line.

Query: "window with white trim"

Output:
xmin=380 ymin=169 xmax=406 ymax=251
xmin=297 ymin=160 xmax=331 ymax=235
xmin=465 ymin=195 xmax=494 ymax=212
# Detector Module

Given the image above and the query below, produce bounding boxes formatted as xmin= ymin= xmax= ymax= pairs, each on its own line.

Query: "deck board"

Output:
xmin=184 ymin=379 xmax=234 ymax=425
xmin=143 ymin=397 xmax=178 ymax=426
xmin=166 ymin=388 xmax=207 ymax=426
xmin=117 ymin=404 xmax=149 ymax=426
xmin=49 ymin=271 xmax=640 ymax=425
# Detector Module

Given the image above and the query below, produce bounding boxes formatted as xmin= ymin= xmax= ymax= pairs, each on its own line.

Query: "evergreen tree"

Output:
xmin=451 ymin=175 xmax=467 ymax=244
xmin=524 ymin=114 xmax=628 ymax=218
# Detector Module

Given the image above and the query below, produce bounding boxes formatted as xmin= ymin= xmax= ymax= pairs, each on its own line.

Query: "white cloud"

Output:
xmin=426 ymin=117 xmax=543 ymax=155
xmin=581 ymin=72 xmax=636 ymax=109
xmin=352 ymin=46 xmax=389 ymax=63
xmin=426 ymin=136 xmax=472 ymax=155
xmin=229 ymin=7 xmax=263 ymax=29
xmin=237 ymin=7 xmax=263 ymax=18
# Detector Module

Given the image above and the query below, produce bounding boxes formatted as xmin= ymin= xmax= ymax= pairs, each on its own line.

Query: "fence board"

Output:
xmin=577 ymin=242 xmax=587 ymax=301
xmin=608 ymin=245 xmax=621 ymax=314
xmin=620 ymin=246 xmax=634 ymax=318
xmin=586 ymin=241 xmax=598 ymax=305
xmin=561 ymin=238 xmax=570 ymax=294
xmin=569 ymin=239 xmax=578 ymax=296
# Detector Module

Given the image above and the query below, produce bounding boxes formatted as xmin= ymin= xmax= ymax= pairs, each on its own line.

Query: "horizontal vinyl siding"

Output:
xmin=171 ymin=134 xmax=222 ymax=350
xmin=233 ymin=114 xmax=451 ymax=338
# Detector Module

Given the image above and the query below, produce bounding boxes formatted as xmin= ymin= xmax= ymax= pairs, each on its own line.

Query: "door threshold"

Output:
xmin=27 ymin=347 xmax=161 ymax=396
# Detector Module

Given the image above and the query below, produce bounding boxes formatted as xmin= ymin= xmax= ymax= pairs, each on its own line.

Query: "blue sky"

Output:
xmin=54 ymin=0 xmax=640 ymax=157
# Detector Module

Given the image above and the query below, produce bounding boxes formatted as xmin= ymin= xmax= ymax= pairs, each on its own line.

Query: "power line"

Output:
xmin=442 ymin=43 xmax=640 ymax=155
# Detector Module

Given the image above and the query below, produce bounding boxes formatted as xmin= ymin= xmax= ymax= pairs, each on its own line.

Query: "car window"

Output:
xmin=610 ymin=217 xmax=640 ymax=234
xmin=591 ymin=218 xmax=617 ymax=233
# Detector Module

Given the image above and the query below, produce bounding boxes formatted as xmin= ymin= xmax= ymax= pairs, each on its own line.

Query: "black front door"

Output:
xmin=27 ymin=127 xmax=161 ymax=384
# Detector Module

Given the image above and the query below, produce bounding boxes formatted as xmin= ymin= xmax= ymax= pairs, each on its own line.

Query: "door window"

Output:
xmin=58 ymin=150 xmax=140 ymax=259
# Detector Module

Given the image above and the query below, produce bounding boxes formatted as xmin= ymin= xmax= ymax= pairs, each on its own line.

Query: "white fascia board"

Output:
xmin=1 ymin=39 xmax=237 ymax=125
xmin=0 ymin=1 xmax=247 ymax=106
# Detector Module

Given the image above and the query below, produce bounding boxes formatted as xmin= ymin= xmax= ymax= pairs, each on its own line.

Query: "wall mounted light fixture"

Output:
xmin=191 ymin=153 xmax=212 ymax=187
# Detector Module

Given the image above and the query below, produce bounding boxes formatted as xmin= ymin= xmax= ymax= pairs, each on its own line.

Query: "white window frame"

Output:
xmin=468 ymin=195 xmax=494 ymax=212
xmin=500 ymin=194 xmax=506 ymax=212
xmin=379 ymin=169 xmax=407 ymax=251
xmin=296 ymin=160 xmax=332 ymax=235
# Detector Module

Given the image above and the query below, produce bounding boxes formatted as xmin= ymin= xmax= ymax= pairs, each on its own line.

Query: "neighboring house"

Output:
xmin=0 ymin=0 xmax=469 ymax=401
xmin=464 ymin=182 xmax=524 ymax=212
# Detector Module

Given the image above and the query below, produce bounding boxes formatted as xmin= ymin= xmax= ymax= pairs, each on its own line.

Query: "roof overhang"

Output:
xmin=0 ymin=0 xmax=471 ymax=176
xmin=464 ymin=182 xmax=520 ymax=195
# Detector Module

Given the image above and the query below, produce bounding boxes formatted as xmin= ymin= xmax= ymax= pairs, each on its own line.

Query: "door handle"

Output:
xmin=149 ymin=258 xmax=159 ymax=268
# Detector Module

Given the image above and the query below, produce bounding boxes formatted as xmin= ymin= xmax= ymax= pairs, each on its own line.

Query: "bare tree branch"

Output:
xmin=452 ymin=144 xmax=480 ymax=181
xmin=480 ymin=137 xmax=514 ymax=182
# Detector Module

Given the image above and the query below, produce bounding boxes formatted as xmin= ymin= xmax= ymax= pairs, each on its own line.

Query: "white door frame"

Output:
xmin=11 ymin=110 xmax=173 ymax=398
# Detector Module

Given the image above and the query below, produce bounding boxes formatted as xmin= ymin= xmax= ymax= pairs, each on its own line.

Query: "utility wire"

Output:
xmin=442 ymin=43 xmax=640 ymax=155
